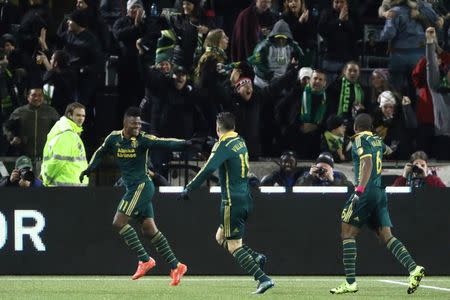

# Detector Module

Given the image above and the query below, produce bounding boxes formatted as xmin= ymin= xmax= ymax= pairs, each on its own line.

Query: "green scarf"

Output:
xmin=300 ymin=84 xmax=327 ymax=124
xmin=338 ymin=77 xmax=364 ymax=116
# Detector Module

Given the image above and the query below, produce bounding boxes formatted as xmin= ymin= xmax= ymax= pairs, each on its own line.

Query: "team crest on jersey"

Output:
xmin=130 ymin=137 xmax=138 ymax=148
xmin=357 ymin=147 xmax=364 ymax=156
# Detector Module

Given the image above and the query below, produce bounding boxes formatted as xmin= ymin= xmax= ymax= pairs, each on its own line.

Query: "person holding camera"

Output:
xmin=296 ymin=152 xmax=353 ymax=187
xmin=0 ymin=156 xmax=42 ymax=187
xmin=392 ymin=150 xmax=446 ymax=187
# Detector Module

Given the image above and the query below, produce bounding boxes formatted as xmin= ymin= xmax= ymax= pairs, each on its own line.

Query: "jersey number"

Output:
xmin=376 ymin=151 xmax=382 ymax=174
xmin=239 ymin=153 xmax=249 ymax=178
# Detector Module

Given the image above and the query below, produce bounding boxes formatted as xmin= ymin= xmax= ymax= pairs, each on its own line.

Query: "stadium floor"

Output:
xmin=1 ymin=276 xmax=449 ymax=299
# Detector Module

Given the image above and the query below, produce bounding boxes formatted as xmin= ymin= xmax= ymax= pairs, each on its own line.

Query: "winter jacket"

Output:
xmin=392 ymin=175 xmax=446 ymax=187
xmin=41 ymin=116 xmax=88 ymax=186
xmin=9 ymin=104 xmax=60 ymax=159
xmin=318 ymin=7 xmax=359 ymax=61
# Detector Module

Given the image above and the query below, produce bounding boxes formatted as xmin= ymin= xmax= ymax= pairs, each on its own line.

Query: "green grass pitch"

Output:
xmin=1 ymin=276 xmax=449 ymax=299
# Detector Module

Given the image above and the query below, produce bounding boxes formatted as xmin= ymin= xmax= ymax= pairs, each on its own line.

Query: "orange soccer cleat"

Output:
xmin=169 ymin=263 xmax=188 ymax=286
xmin=131 ymin=258 xmax=156 ymax=280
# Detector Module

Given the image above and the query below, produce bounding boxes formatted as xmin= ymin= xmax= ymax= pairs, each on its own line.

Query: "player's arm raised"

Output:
xmin=142 ymin=133 xmax=188 ymax=151
xmin=185 ymin=142 xmax=230 ymax=192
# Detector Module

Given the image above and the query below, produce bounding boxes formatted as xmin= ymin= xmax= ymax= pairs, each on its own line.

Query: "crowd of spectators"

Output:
xmin=0 ymin=0 xmax=450 ymax=184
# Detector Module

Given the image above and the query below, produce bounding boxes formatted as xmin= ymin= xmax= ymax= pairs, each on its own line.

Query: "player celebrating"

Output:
xmin=330 ymin=113 xmax=425 ymax=295
xmin=80 ymin=107 xmax=189 ymax=285
xmin=181 ymin=112 xmax=274 ymax=294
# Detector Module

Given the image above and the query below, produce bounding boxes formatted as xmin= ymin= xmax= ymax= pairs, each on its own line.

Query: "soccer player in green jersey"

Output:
xmin=330 ymin=113 xmax=425 ymax=295
xmin=79 ymin=107 xmax=190 ymax=285
xmin=181 ymin=112 xmax=274 ymax=294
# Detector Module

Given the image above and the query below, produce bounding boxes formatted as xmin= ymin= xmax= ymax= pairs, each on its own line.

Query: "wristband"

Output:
xmin=355 ymin=186 xmax=365 ymax=194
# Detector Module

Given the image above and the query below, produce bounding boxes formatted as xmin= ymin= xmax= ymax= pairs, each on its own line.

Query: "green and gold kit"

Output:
xmin=341 ymin=131 xmax=392 ymax=229
xmin=86 ymin=130 xmax=186 ymax=218
xmin=185 ymin=131 xmax=251 ymax=239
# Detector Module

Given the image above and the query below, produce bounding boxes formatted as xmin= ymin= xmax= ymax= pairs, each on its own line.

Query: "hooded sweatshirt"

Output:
xmin=248 ymin=19 xmax=303 ymax=83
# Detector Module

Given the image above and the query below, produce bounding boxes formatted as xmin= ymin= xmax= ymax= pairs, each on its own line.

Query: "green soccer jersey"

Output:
xmin=351 ymin=131 xmax=386 ymax=188
xmin=86 ymin=130 xmax=186 ymax=185
xmin=185 ymin=131 xmax=250 ymax=205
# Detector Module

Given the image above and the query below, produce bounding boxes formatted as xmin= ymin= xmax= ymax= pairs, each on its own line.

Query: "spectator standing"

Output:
xmin=194 ymin=28 xmax=229 ymax=82
xmin=327 ymin=61 xmax=364 ymax=127
xmin=248 ymin=19 xmax=304 ymax=88
xmin=318 ymin=0 xmax=360 ymax=79
xmin=367 ymin=68 xmax=393 ymax=114
xmin=36 ymin=50 xmax=77 ymax=115
xmin=379 ymin=1 xmax=427 ymax=95
xmin=41 ymin=102 xmax=88 ymax=186
xmin=372 ymin=91 xmax=417 ymax=159
xmin=281 ymin=0 xmax=318 ymax=66
xmin=58 ymin=9 xmax=103 ymax=109
xmin=412 ymin=35 xmax=450 ymax=157
xmin=8 ymin=87 xmax=59 ymax=159
xmin=231 ymin=0 xmax=278 ymax=62
xmin=275 ymin=69 xmax=328 ymax=158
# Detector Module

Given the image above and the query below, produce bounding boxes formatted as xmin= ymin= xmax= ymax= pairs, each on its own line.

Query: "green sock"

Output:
xmin=386 ymin=237 xmax=417 ymax=272
xmin=119 ymin=224 xmax=149 ymax=262
xmin=342 ymin=238 xmax=357 ymax=284
xmin=232 ymin=247 xmax=270 ymax=283
xmin=151 ymin=231 xmax=179 ymax=269
xmin=242 ymin=244 xmax=262 ymax=262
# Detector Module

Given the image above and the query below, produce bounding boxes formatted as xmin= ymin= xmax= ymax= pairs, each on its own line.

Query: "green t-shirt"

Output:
xmin=186 ymin=131 xmax=250 ymax=205
xmin=351 ymin=131 xmax=386 ymax=188
xmin=87 ymin=131 xmax=186 ymax=186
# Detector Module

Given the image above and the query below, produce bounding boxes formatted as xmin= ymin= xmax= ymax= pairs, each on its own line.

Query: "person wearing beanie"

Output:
xmin=298 ymin=67 xmax=313 ymax=87
xmin=57 ymin=0 xmax=110 ymax=51
xmin=321 ymin=114 xmax=351 ymax=162
xmin=373 ymin=90 xmax=417 ymax=159
xmin=57 ymin=6 xmax=103 ymax=112
xmin=297 ymin=151 xmax=353 ymax=187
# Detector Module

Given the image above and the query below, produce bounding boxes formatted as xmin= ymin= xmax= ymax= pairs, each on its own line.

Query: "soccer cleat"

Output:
xmin=330 ymin=281 xmax=358 ymax=294
xmin=131 ymin=258 xmax=156 ymax=280
xmin=169 ymin=263 xmax=188 ymax=286
xmin=252 ymin=279 xmax=275 ymax=294
xmin=407 ymin=265 xmax=425 ymax=294
xmin=256 ymin=254 xmax=267 ymax=271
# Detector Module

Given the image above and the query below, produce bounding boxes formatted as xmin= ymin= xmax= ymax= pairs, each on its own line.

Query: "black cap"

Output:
xmin=69 ymin=9 xmax=89 ymax=28
xmin=316 ymin=152 xmax=334 ymax=168
xmin=1 ymin=33 xmax=16 ymax=46
xmin=326 ymin=114 xmax=344 ymax=131
xmin=173 ymin=65 xmax=188 ymax=75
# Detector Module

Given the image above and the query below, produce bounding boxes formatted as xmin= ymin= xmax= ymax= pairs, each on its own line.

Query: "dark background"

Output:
xmin=0 ymin=187 xmax=448 ymax=275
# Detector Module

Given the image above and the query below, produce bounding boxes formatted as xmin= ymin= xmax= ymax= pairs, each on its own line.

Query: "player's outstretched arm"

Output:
xmin=184 ymin=142 xmax=229 ymax=193
xmin=142 ymin=133 xmax=188 ymax=151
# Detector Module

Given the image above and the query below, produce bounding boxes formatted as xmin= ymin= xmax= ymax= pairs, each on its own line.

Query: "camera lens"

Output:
xmin=411 ymin=165 xmax=422 ymax=174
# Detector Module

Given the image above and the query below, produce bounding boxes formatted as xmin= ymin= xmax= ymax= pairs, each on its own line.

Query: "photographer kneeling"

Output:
xmin=297 ymin=152 xmax=353 ymax=188
xmin=392 ymin=151 xmax=446 ymax=187
xmin=0 ymin=156 xmax=42 ymax=187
